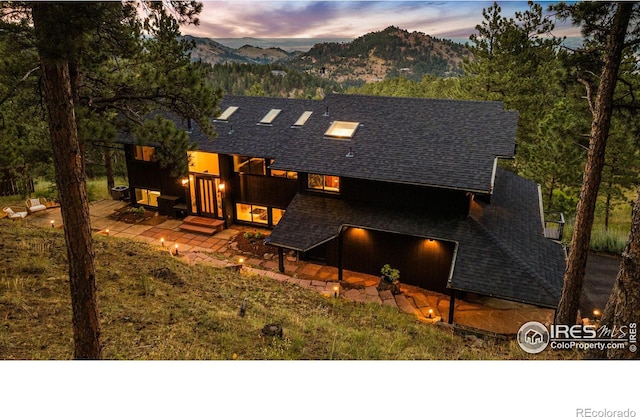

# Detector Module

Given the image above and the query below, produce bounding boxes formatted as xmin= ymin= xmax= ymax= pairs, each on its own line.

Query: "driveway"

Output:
xmin=580 ymin=252 xmax=621 ymax=319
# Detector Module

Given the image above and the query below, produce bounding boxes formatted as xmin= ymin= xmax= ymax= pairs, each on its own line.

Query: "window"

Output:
xmin=215 ymin=106 xmax=238 ymax=121
xmin=272 ymin=208 xmax=285 ymax=225
xmin=308 ymin=174 xmax=340 ymax=192
xmin=236 ymin=203 xmax=268 ymax=225
xmin=133 ymin=146 xmax=156 ymax=162
xmin=234 ymin=156 xmax=266 ymax=175
xmin=135 ymin=188 xmax=160 ymax=207
xmin=325 ymin=121 xmax=359 ymax=139
xmin=270 ymin=169 xmax=298 ymax=179
xmin=188 ymin=151 xmax=220 ymax=175
xmin=291 ymin=111 xmax=313 ymax=127
xmin=258 ymin=109 xmax=281 ymax=125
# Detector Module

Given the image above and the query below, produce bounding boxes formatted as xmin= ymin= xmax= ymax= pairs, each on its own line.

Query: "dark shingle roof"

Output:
xmin=267 ymin=169 xmax=565 ymax=308
xmin=188 ymin=94 xmax=518 ymax=193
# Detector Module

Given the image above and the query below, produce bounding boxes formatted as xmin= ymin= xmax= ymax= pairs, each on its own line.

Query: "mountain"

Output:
xmin=289 ymin=26 xmax=471 ymax=82
xmin=184 ymin=35 xmax=299 ymax=64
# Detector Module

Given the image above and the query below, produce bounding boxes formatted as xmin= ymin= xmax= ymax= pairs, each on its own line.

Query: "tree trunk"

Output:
xmin=587 ymin=188 xmax=640 ymax=359
xmin=556 ymin=3 xmax=632 ymax=325
xmin=32 ymin=4 xmax=102 ymax=359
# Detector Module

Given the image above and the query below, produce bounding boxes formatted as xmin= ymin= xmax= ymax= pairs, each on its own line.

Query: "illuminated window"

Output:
xmin=324 ymin=121 xmax=359 ymax=139
xmin=272 ymin=208 xmax=285 ymax=225
xmin=236 ymin=203 xmax=268 ymax=224
xmin=188 ymin=151 xmax=220 ymax=175
xmin=291 ymin=111 xmax=313 ymax=127
xmin=258 ymin=109 xmax=281 ymax=125
xmin=234 ymin=156 xmax=267 ymax=175
xmin=270 ymin=169 xmax=298 ymax=179
xmin=135 ymin=188 xmax=160 ymax=207
xmin=215 ymin=106 xmax=238 ymax=121
xmin=133 ymin=146 xmax=156 ymax=162
xmin=308 ymin=174 xmax=340 ymax=192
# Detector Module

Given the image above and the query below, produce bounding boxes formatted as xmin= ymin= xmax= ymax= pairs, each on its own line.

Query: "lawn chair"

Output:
xmin=2 ymin=206 xmax=28 ymax=219
xmin=26 ymin=197 xmax=47 ymax=214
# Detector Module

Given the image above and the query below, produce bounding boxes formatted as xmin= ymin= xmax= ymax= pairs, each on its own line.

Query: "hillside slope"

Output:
xmin=290 ymin=26 xmax=471 ymax=82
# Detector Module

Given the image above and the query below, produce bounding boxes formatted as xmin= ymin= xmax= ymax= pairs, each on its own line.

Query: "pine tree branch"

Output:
xmin=0 ymin=66 xmax=40 ymax=107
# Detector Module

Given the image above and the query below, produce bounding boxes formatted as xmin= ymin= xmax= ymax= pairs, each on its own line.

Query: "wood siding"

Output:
xmin=318 ymin=228 xmax=455 ymax=294
xmin=231 ymin=174 xmax=298 ymax=208
xmin=124 ymin=145 xmax=184 ymax=203
xmin=340 ymin=177 xmax=470 ymax=215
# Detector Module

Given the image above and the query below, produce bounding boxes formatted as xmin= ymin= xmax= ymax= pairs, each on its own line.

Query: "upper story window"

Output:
xmin=215 ymin=106 xmax=239 ymax=122
xmin=133 ymin=145 xmax=156 ymax=162
xmin=308 ymin=174 xmax=340 ymax=193
xmin=258 ymin=109 xmax=281 ymax=125
xmin=234 ymin=156 xmax=267 ymax=175
xmin=188 ymin=151 xmax=220 ymax=175
xmin=325 ymin=121 xmax=359 ymax=139
xmin=271 ymin=169 xmax=298 ymax=179
xmin=291 ymin=111 xmax=313 ymax=128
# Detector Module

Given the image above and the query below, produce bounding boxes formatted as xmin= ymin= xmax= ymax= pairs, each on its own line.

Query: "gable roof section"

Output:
xmin=267 ymin=168 xmax=565 ymax=308
xmin=186 ymin=94 xmax=518 ymax=194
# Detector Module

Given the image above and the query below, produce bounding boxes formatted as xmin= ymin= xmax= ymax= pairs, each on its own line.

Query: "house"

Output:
xmin=120 ymin=94 xmax=566 ymax=323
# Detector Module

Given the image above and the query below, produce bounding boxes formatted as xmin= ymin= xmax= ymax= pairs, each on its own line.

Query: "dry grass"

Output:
xmin=0 ymin=223 xmax=581 ymax=360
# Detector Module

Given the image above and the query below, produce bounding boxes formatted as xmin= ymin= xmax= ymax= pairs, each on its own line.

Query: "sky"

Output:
xmin=182 ymin=1 xmax=581 ymax=39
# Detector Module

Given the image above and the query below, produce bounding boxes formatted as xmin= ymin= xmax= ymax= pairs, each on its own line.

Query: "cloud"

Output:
xmin=182 ymin=1 xmax=580 ymax=39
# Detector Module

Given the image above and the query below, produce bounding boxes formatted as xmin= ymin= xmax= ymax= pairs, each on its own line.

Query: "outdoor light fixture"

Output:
xmin=174 ymin=243 xmax=179 ymax=255
xmin=105 ymin=229 xmax=109 ymax=236
xmin=181 ymin=178 xmax=188 ymax=187
xmin=428 ymin=308 xmax=433 ymax=319
xmin=218 ymin=183 xmax=225 ymax=192
xmin=334 ymin=285 xmax=339 ymax=298
xmin=50 ymin=220 xmax=54 ymax=228
xmin=160 ymin=238 xmax=165 ymax=247
xmin=593 ymin=309 xmax=601 ymax=319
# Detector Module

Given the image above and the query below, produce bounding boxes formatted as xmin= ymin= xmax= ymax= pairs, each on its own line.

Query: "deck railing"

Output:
xmin=544 ymin=212 xmax=565 ymax=241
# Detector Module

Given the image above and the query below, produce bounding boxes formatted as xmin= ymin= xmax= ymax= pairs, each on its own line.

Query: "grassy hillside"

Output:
xmin=0 ymin=222 xmax=580 ymax=360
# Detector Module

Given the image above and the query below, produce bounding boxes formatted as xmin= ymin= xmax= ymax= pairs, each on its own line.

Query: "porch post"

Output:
xmin=337 ymin=227 xmax=344 ymax=281
xmin=278 ymin=247 xmax=284 ymax=273
xmin=448 ymin=290 xmax=456 ymax=324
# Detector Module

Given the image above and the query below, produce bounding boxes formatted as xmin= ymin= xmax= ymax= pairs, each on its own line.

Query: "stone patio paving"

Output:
xmin=22 ymin=199 xmax=555 ymax=336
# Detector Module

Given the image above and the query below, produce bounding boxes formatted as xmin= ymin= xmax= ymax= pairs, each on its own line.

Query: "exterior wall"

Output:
xmin=308 ymin=228 xmax=455 ymax=293
xmin=340 ymin=177 xmax=470 ymax=215
xmin=124 ymin=145 xmax=184 ymax=209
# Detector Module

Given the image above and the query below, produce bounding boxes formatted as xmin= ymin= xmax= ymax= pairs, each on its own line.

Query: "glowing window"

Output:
xmin=188 ymin=151 xmax=220 ymax=175
xmin=272 ymin=208 xmax=285 ymax=225
xmin=216 ymin=106 xmax=239 ymax=121
xmin=308 ymin=174 xmax=340 ymax=193
xmin=135 ymin=188 xmax=160 ymax=207
xmin=292 ymin=111 xmax=313 ymax=127
xmin=133 ymin=146 xmax=156 ymax=162
xmin=236 ymin=203 xmax=268 ymax=224
xmin=258 ymin=109 xmax=281 ymax=125
xmin=324 ymin=121 xmax=359 ymax=139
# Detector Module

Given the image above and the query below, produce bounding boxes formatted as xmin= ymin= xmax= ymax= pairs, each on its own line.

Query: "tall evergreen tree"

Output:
xmin=2 ymin=1 xmax=219 ymax=358
xmin=555 ymin=2 xmax=638 ymax=325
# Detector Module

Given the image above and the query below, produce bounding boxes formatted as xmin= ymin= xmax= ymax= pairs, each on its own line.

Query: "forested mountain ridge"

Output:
xmin=184 ymin=35 xmax=299 ymax=64
xmin=290 ymin=26 xmax=471 ymax=82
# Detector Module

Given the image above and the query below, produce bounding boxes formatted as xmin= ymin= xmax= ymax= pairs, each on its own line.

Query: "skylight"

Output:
xmin=258 ymin=109 xmax=281 ymax=125
xmin=325 ymin=121 xmax=359 ymax=139
xmin=215 ymin=106 xmax=238 ymax=121
xmin=292 ymin=111 xmax=313 ymax=127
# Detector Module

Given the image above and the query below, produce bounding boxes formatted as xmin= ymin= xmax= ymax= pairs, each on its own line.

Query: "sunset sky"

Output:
xmin=182 ymin=1 xmax=581 ymax=39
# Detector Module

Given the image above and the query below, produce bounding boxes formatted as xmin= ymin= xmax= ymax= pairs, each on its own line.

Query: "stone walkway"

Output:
xmin=22 ymin=199 xmax=555 ymax=335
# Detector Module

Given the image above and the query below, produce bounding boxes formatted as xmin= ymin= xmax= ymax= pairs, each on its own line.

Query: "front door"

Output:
xmin=194 ymin=175 xmax=223 ymax=219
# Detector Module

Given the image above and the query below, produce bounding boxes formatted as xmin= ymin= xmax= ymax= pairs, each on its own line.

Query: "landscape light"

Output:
xmin=428 ymin=308 xmax=433 ymax=319
xmin=160 ymin=238 xmax=165 ymax=247
xmin=105 ymin=229 xmax=109 ymax=236
xmin=50 ymin=220 xmax=54 ymax=228
xmin=333 ymin=285 xmax=339 ymax=298
xmin=174 ymin=243 xmax=179 ymax=255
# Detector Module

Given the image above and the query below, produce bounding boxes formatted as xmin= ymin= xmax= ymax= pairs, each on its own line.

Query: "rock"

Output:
xmin=263 ymin=253 xmax=274 ymax=260
xmin=261 ymin=323 xmax=283 ymax=338
xmin=286 ymin=256 xmax=297 ymax=262
xmin=229 ymin=242 xmax=238 ymax=251
xmin=377 ymin=279 xmax=401 ymax=295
